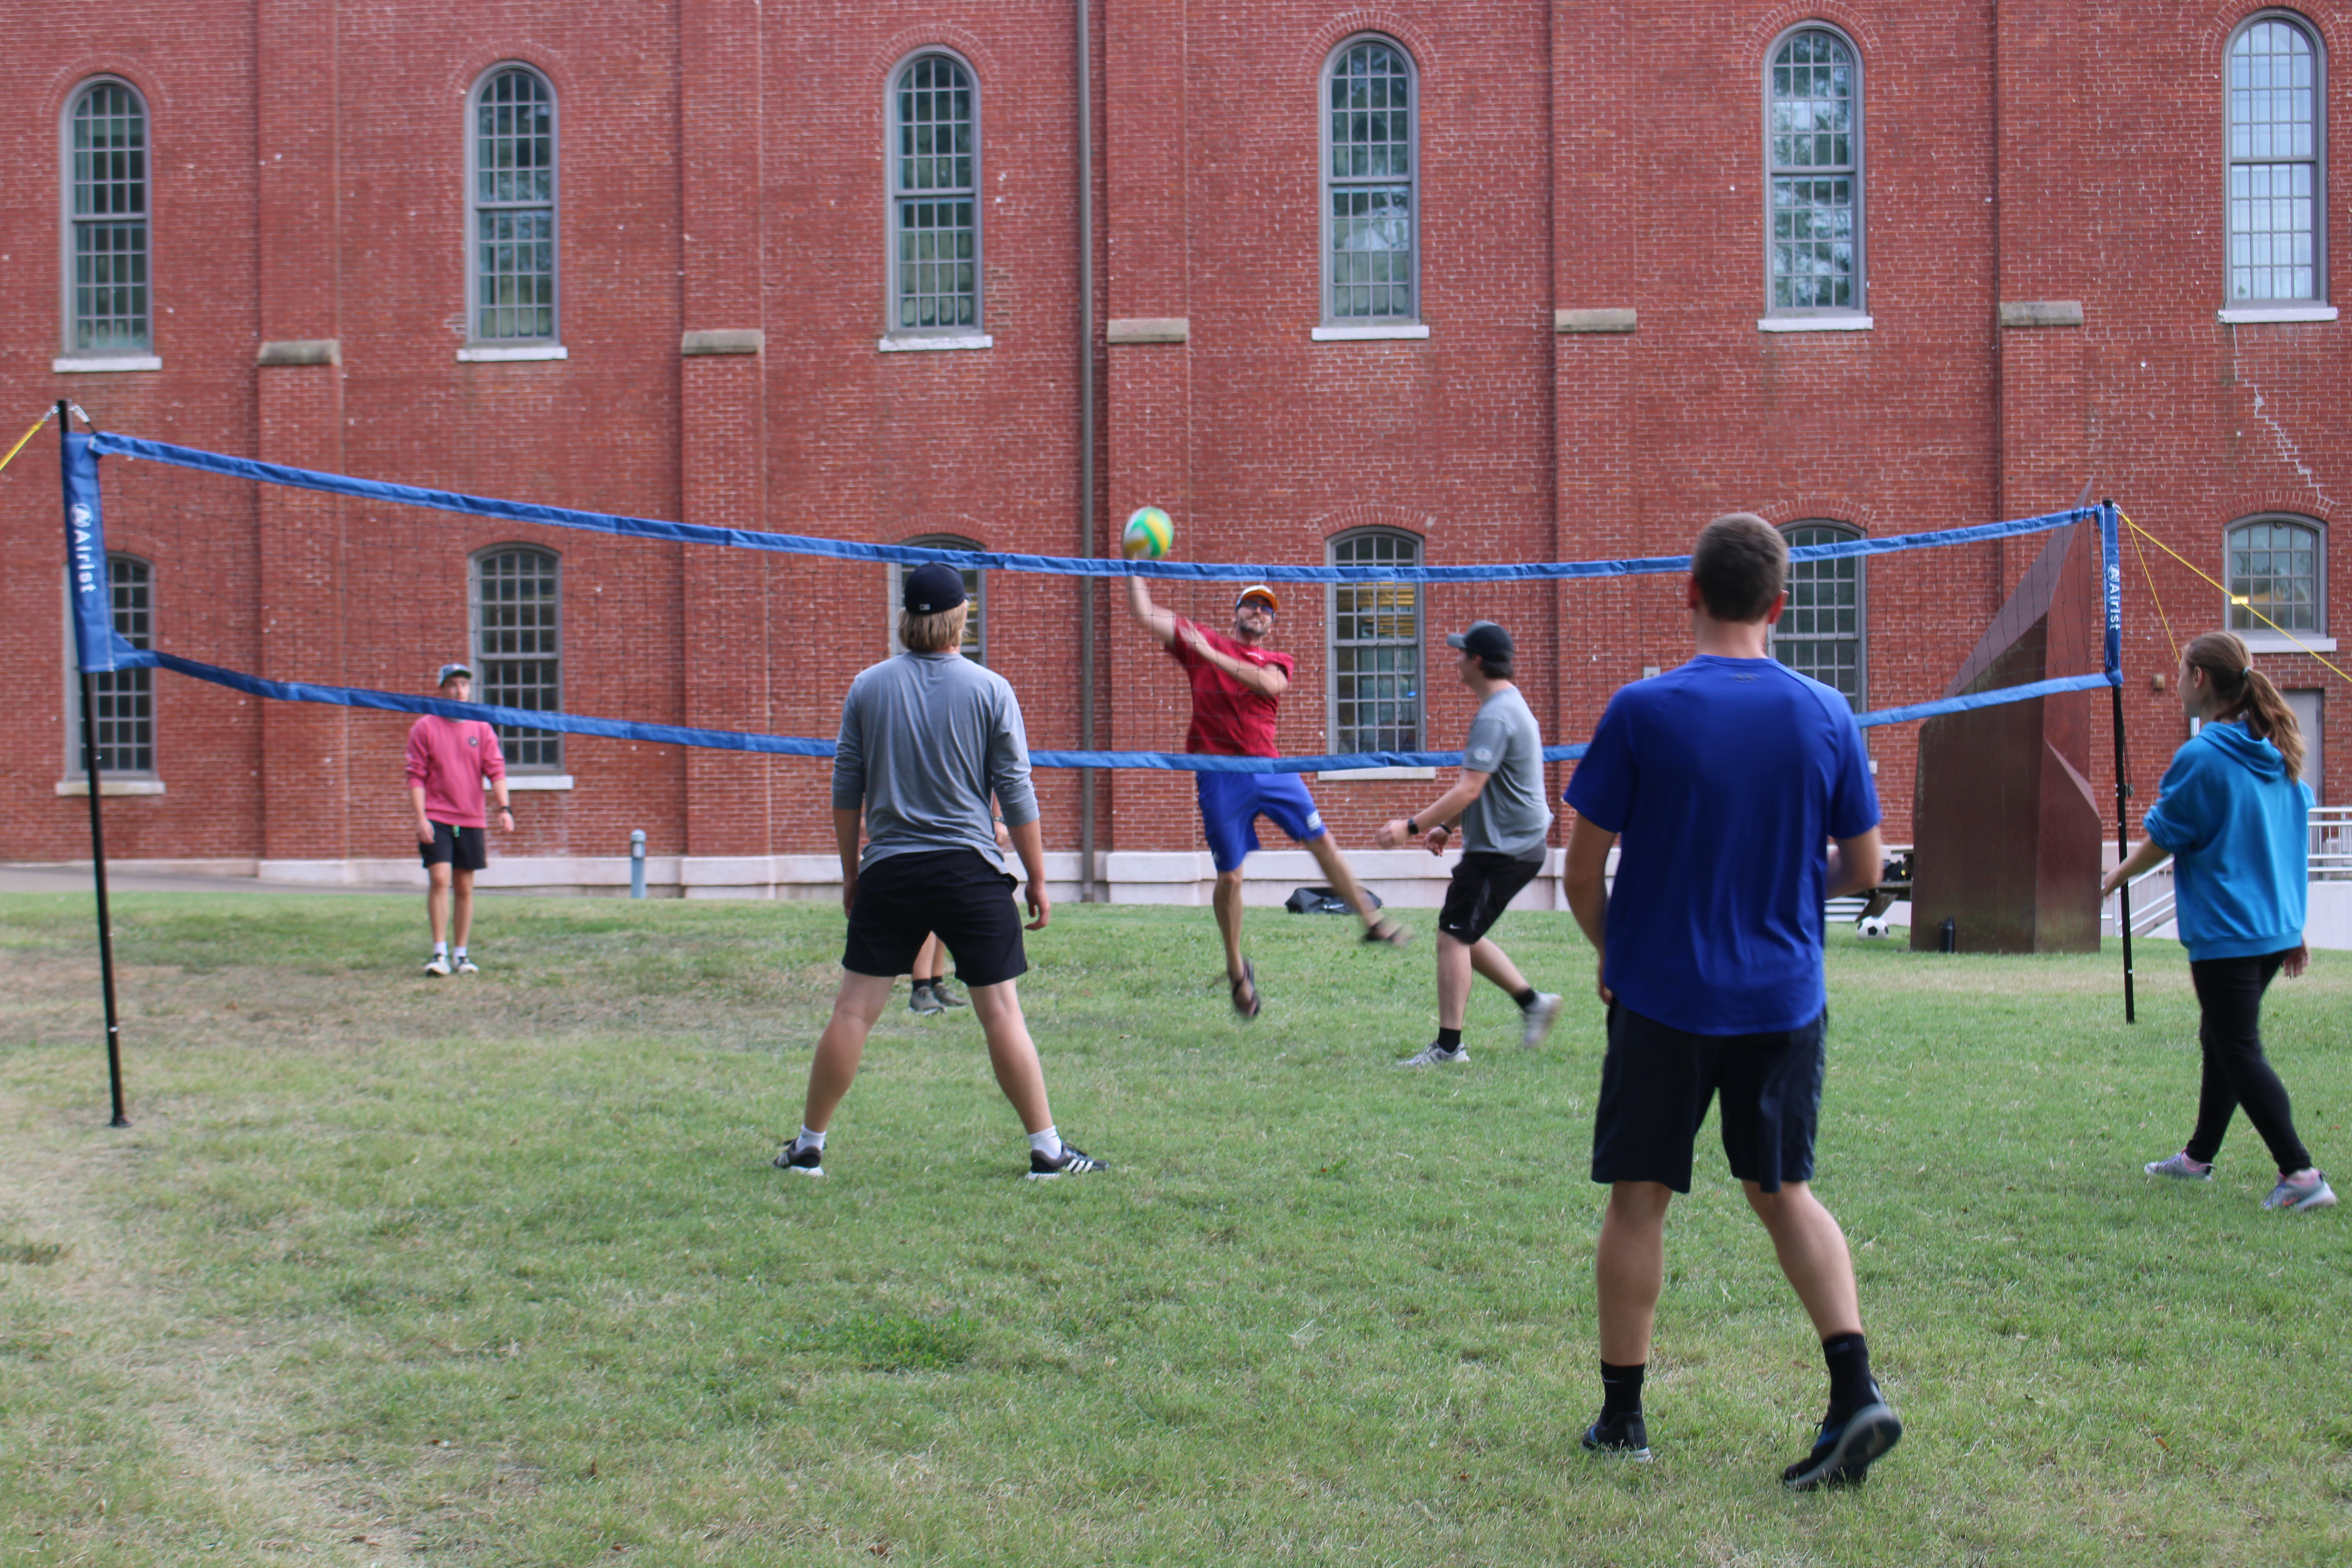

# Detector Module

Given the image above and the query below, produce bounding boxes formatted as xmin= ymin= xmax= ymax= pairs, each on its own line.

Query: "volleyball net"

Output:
xmin=57 ymin=426 xmax=2123 ymax=775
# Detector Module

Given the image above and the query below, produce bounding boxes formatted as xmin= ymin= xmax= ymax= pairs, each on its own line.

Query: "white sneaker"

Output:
xmin=1519 ymin=993 xmax=1564 ymax=1049
xmin=454 ymin=955 xmax=479 ymax=976
xmin=1396 ymin=1042 xmax=1468 ymax=1067
xmin=423 ymin=955 xmax=452 ymax=978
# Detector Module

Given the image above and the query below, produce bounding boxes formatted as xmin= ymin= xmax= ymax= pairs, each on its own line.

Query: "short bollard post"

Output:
xmin=630 ymin=829 xmax=647 ymax=900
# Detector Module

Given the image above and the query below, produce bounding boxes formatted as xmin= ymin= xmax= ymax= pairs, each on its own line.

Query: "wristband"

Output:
xmin=1406 ymin=818 xmax=1420 ymax=837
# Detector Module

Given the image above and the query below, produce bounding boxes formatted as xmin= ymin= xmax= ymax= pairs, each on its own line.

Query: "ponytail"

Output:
xmin=2182 ymin=630 xmax=2306 ymax=780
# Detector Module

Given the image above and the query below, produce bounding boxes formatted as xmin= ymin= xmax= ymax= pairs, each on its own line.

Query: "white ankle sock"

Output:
xmin=1028 ymin=1126 xmax=1063 ymax=1161
xmin=433 ymin=942 xmax=447 ymax=957
xmin=453 ymin=947 xmax=467 ymax=960
xmin=797 ymin=1125 xmax=826 ymax=1151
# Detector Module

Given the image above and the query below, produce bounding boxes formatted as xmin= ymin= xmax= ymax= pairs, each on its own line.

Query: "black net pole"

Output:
xmin=60 ymin=401 xmax=131 ymax=1124
xmin=2105 ymin=498 xmax=2136 ymax=1024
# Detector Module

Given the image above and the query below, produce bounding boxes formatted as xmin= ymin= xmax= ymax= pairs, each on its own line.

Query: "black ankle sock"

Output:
xmin=1821 ymin=1332 xmax=1873 ymax=1415
xmin=1513 ymin=986 xmax=1539 ymax=1009
xmin=1600 ymin=1360 xmax=1646 ymax=1420
xmin=1436 ymin=1027 xmax=1463 ymax=1049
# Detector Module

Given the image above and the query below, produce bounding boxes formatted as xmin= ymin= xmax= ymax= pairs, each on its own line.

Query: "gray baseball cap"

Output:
xmin=436 ymin=662 xmax=473 ymax=684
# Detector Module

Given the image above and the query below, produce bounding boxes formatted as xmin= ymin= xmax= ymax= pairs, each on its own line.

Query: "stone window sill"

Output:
xmin=1758 ymin=315 xmax=1873 ymax=333
xmin=57 ymin=778 xmax=165 ymax=796
xmin=2217 ymin=305 xmax=2336 ymax=324
xmin=878 ymin=334 xmax=993 ymax=352
xmin=496 ymin=774 xmax=575 ymax=791
xmin=2239 ymin=632 xmax=2337 ymax=653
xmin=457 ymin=344 xmax=568 ymax=362
xmin=1317 ymin=766 xmax=1436 ymax=781
xmin=54 ymin=356 xmax=162 ymax=373
xmin=1311 ymin=323 xmax=1430 ymax=341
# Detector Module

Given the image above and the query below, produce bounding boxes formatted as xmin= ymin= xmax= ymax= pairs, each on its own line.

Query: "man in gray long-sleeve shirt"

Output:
xmin=775 ymin=563 xmax=1106 ymax=1182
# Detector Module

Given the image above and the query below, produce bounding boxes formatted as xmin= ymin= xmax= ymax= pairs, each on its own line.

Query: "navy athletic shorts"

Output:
xmin=420 ymin=820 xmax=488 ymax=873
xmin=842 ymin=848 xmax=1028 ymax=989
xmin=1590 ymin=1004 xmax=1828 ymax=1194
xmin=1196 ymin=769 xmax=1327 ymax=872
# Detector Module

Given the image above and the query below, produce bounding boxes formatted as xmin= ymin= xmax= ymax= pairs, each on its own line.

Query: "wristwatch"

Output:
xmin=1405 ymin=818 xmax=1420 ymax=837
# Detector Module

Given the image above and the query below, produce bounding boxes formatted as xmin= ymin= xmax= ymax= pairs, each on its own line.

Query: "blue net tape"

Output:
xmin=74 ymin=434 xmax=2124 ymax=771
xmin=128 ymin=647 xmax=2117 ymax=774
xmin=87 ymin=431 xmax=2094 ymax=584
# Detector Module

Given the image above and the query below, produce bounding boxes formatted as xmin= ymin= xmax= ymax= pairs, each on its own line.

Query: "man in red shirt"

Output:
xmin=404 ymin=662 xmax=512 ymax=977
xmin=1127 ymin=577 xmax=1406 ymax=1016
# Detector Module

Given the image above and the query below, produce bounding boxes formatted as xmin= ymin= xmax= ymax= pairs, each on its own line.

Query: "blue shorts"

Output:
xmin=1196 ymin=769 xmax=1328 ymax=872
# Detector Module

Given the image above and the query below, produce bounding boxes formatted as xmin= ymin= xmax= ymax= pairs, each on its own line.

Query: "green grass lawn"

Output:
xmin=2 ymin=892 xmax=2348 ymax=1566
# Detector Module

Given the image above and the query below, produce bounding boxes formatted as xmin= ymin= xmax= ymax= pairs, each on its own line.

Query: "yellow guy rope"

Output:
xmin=0 ymin=408 xmax=55 ymax=478
xmin=2122 ymin=510 xmax=2352 ymax=689
xmin=2122 ymin=512 xmax=2179 ymax=656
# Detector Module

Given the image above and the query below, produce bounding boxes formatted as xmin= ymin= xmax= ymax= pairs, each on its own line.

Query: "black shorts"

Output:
xmin=1590 ymin=1004 xmax=1827 ymax=1194
xmin=842 ymin=849 xmax=1028 ymax=989
xmin=420 ymin=821 xmax=488 ymax=872
xmin=1436 ymin=851 xmax=1545 ymax=944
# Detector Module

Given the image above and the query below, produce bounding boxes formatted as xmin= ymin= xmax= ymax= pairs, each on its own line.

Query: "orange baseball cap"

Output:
xmin=1234 ymin=584 xmax=1280 ymax=612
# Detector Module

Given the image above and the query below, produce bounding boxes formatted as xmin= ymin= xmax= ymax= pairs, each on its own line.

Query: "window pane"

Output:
xmin=2227 ymin=21 xmax=2320 ymax=301
xmin=1774 ymin=525 xmax=1864 ymax=708
xmin=1326 ymin=40 xmax=1416 ymax=323
xmin=1330 ymin=533 xmax=1421 ymax=752
xmin=471 ymin=71 xmax=556 ymax=341
xmin=85 ymin=555 xmax=154 ymax=774
xmin=69 ymin=83 xmax=149 ymax=351
xmin=893 ymin=58 xmax=978 ymax=330
xmin=1329 ymin=187 xmax=1414 ymax=318
xmin=474 ymin=549 xmax=562 ymax=768
xmin=1768 ymin=33 xmax=1858 ymax=312
xmin=2228 ymin=520 xmax=2322 ymax=632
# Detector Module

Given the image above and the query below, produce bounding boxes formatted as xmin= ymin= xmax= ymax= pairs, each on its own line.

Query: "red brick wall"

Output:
xmin=3 ymin=1 xmax=2345 ymax=868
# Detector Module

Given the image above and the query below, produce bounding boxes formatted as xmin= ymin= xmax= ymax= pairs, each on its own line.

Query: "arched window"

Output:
xmin=890 ymin=55 xmax=980 ymax=335
xmin=69 ymin=554 xmax=154 ymax=776
xmin=1322 ymin=38 xmax=1418 ymax=324
xmin=468 ymin=66 xmax=559 ymax=344
xmin=1328 ymin=530 xmax=1423 ymax=751
xmin=1765 ymin=27 xmax=1863 ymax=316
xmin=472 ymin=547 xmax=562 ymax=770
xmin=63 ymin=80 xmax=149 ymax=354
xmin=1774 ymin=522 xmax=1866 ymax=708
xmin=2226 ymin=515 xmax=2325 ymax=634
xmin=2227 ymin=14 xmax=2323 ymax=303
xmin=891 ymin=540 xmax=985 ymax=662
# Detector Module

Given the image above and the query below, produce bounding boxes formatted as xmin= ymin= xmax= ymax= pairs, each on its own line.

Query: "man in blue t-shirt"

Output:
xmin=1562 ymin=513 xmax=1900 ymax=1490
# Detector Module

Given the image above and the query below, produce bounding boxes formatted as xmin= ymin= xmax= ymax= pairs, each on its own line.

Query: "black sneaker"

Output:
xmin=1026 ymin=1142 xmax=1107 ymax=1180
xmin=1781 ymin=1392 xmax=1901 ymax=1490
xmin=773 ymin=1140 xmax=825 ymax=1178
xmin=1581 ymin=1410 xmax=1652 ymax=1462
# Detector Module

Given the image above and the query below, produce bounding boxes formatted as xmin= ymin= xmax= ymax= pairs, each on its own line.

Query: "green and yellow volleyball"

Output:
xmin=1122 ymin=505 xmax=1174 ymax=560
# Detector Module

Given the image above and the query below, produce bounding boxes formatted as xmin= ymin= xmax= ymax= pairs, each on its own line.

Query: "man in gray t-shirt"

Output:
xmin=1376 ymin=621 xmax=1563 ymax=1065
xmin=775 ymin=563 xmax=1105 ymax=1183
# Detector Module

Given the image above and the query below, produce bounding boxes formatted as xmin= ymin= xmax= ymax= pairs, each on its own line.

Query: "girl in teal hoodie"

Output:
xmin=2103 ymin=631 xmax=2333 ymax=1213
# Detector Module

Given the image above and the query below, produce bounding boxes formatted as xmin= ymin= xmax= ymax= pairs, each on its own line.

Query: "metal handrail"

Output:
xmin=2314 ymin=804 xmax=2352 ymax=882
xmin=2116 ymin=852 xmax=2176 ymax=938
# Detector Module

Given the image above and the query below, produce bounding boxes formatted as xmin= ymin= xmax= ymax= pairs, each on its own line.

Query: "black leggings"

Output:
xmin=2184 ymin=949 xmax=2313 ymax=1176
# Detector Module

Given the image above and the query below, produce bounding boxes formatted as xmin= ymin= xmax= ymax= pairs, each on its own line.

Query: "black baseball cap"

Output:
xmin=1446 ymin=621 xmax=1514 ymax=663
xmin=902 ymin=561 xmax=968 ymax=613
